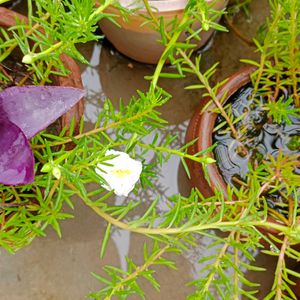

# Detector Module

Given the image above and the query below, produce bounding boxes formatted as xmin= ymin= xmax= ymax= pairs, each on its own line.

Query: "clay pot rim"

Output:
xmin=186 ymin=66 xmax=256 ymax=196
xmin=197 ymin=67 xmax=256 ymax=193
xmin=118 ymin=0 xmax=217 ymax=12
xmin=100 ymin=0 xmax=228 ymax=63
xmin=0 ymin=7 xmax=84 ymax=132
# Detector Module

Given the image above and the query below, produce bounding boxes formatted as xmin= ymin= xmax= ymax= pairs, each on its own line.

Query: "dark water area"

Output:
xmin=213 ymin=85 xmax=300 ymax=212
xmin=0 ymin=57 xmax=35 ymax=91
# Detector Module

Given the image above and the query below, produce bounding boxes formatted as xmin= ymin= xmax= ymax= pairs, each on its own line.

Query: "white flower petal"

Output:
xmin=96 ymin=150 xmax=142 ymax=197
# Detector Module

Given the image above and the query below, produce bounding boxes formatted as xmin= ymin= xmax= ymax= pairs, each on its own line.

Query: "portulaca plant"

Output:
xmin=1 ymin=0 xmax=299 ymax=299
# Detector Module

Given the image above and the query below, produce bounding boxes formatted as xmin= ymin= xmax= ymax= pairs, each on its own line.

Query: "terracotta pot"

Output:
xmin=99 ymin=0 xmax=228 ymax=64
xmin=185 ymin=66 xmax=255 ymax=198
xmin=0 ymin=7 xmax=84 ymax=133
xmin=185 ymin=66 xmax=300 ymax=249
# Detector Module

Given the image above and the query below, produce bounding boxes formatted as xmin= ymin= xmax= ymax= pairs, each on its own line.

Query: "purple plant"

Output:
xmin=0 ymin=86 xmax=84 ymax=186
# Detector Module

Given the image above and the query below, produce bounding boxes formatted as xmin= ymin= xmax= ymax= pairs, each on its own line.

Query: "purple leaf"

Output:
xmin=0 ymin=117 xmax=34 ymax=185
xmin=0 ymin=86 xmax=84 ymax=139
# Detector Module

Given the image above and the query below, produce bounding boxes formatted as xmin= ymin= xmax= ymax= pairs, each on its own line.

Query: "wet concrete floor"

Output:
xmin=0 ymin=0 xmax=283 ymax=299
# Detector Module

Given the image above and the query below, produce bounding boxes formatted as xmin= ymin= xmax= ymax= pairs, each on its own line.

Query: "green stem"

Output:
xmin=233 ymin=232 xmax=240 ymax=300
xmin=150 ymin=14 xmax=189 ymax=94
xmin=84 ymin=200 xmax=289 ymax=236
xmin=252 ymin=3 xmax=283 ymax=96
xmin=22 ymin=41 xmax=63 ymax=64
xmin=32 ymin=107 xmax=154 ymax=149
xmin=178 ymin=49 xmax=240 ymax=139
xmin=137 ymin=142 xmax=215 ymax=164
xmin=0 ymin=12 xmax=50 ymax=63
xmin=142 ymin=0 xmax=159 ymax=24
xmin=202 ymin=231 xmax=234 ymax=293
xmin=288 ymin=0 xmax=299 ymax=107
xmin=104 ymin=244 xmax=171 ymax=299
xmin=89 ymin=0 xmax=115 ymax=21
xmin=274 ymin=235 xmax=289 ymax=300
xmin=143 ymin=0 xmax=190 ymax=94
xmin=22 ymin=0 xmax=114 ymax=65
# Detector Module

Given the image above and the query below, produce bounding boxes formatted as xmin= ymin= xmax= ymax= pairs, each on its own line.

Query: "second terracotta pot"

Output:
xmin=185 ymin=66 xmax=300 ymax=250
xmin=99 ymin=0 xmax=228 ymax=64
xmin=185 ymin=66 xmax=255 ymax=199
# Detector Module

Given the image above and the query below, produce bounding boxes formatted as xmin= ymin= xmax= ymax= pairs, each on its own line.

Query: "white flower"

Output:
xmin=96 ymin=150 xmax=142 ymax=197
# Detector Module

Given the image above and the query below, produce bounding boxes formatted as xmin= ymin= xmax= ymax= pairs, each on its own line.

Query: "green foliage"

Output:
xmin=89 ymin=241 xmax=179 ymax=299
xmin=265 ymin=96 xmax=300 ymax=125
xmin=0 ymin=0 xmax=117 ymax=82
xmin=0 ymin=0 xmax=299 ymax=299
xmin=249 ymin=0 xmax=300 ymax=106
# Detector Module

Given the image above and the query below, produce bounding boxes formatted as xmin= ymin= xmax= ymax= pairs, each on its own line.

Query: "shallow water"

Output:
xmin=0 ymin=1 xmax=288 ymax=299
xmin=214 ymin=85 xmax=300 ymax=185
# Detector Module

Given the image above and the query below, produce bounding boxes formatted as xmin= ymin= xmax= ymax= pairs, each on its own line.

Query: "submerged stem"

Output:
xmin=224 ymin=15 xmax=255 ymax=47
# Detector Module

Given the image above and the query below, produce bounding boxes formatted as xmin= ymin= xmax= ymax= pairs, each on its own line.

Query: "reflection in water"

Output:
xmin=99 ymin=41 xmax=203 ymax=124
xmin=111 ymin=229 xmax=131 ymax=271
xmin=82 ymin=43 xmax=106 ymax=123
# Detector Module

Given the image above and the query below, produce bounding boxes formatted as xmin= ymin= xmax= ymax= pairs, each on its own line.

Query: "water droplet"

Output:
xmin=270 ymin=244 xmax=280 ymax=254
